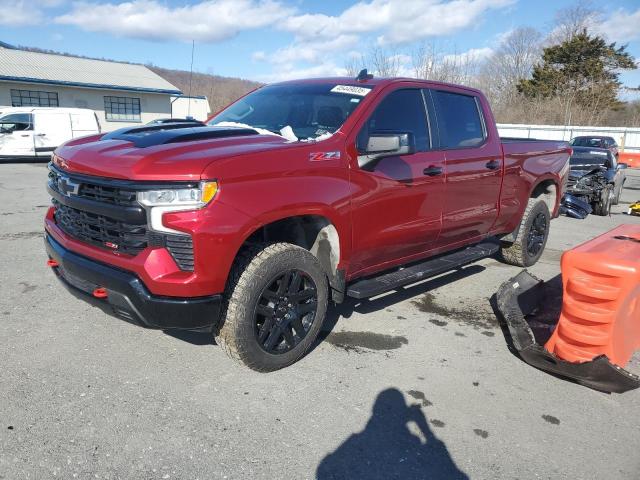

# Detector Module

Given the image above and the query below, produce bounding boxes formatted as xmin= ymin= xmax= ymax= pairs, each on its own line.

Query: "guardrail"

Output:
xmin=497 ymin=123 xmax=640 ymax=153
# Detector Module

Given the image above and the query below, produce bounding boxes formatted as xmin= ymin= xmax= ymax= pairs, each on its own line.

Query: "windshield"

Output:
xmin=570 ymin=150 xmax=613 ymax=168
xmin=207 ymin=83 xmax=373 ymax=141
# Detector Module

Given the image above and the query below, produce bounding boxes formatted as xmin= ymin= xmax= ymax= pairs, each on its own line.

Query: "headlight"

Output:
xmin=137 ymin=181 xmax=218 ymax=234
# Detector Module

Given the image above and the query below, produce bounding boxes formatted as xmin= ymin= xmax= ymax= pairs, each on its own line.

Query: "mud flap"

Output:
xmin=496 ymin=270 xmax=640 ymax=394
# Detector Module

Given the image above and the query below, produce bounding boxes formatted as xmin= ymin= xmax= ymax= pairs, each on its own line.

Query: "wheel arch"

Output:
xmin=234 ymin=212 xmax=346 ymax=301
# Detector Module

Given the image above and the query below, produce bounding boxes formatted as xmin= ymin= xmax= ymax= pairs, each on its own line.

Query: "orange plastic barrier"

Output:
xmin=619 ymin=151 xmax=640 ymax=169
xmin=545 ymin=224 xmax=640 ymax=367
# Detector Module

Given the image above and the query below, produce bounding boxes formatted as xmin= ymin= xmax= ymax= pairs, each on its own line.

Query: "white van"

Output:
xmin=0 ymin=107 xmax=100 ymax=161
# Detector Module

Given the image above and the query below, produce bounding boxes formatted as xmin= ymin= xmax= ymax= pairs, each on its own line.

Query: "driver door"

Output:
xmin=348 ymin=88 xmax=446 ymax=275
xmin=0 ymin=113 xmax=35 ymax=158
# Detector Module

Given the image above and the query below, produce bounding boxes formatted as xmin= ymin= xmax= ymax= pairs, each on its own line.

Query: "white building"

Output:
xmin=170 ymin=95 xmax=211 ymax=122
xmin=0 ymin=42 xmax=183 ymax=131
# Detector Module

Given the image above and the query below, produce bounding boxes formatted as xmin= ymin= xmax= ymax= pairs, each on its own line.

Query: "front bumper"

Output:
xmin=45 ymin=233 xmax=223 ymax=331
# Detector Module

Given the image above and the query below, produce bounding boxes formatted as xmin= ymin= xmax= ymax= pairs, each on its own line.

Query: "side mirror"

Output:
xmin=617 ymin=163 xmax=628 ymax=170
xmin=358 ymin=132 xmax=415 ymax=169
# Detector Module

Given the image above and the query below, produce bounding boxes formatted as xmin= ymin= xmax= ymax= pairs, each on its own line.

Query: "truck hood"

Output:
xmin=55 ymin=126 xmax=292 ymax=181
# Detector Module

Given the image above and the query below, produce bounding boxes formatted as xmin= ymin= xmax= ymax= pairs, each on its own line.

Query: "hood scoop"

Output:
xmin=101 ymin=124 xmax=259 ymax=148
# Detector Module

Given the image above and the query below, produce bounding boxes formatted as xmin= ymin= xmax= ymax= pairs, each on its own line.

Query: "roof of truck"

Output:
xmin=270 ymin=76 xmax=484 ymax=94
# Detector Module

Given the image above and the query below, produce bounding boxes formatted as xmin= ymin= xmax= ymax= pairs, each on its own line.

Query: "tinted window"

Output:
xmin=0 ymin=113 xmax=33 ymax=131
xmin=432 ymin=90 xmax=485 ymax=148
xmin=357 ymin=89 xmax=429 ymax=152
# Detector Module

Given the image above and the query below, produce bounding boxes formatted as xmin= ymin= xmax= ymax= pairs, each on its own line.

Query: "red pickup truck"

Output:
xmin=44 ymin=75 xmax=570 ymax=371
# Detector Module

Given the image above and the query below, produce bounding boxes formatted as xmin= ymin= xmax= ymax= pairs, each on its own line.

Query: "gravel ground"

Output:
xmin=1 ymin=163 xmax=639 ymax=480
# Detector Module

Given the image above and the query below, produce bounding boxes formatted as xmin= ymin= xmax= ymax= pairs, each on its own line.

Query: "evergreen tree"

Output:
xmin=517 ymin=32 xmax=635 ymax=112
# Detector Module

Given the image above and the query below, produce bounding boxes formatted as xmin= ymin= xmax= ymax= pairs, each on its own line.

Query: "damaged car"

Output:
xmin=563 ymin=146 xmax=627 ymax=217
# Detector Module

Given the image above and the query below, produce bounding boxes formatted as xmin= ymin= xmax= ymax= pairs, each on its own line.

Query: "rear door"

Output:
xmin=429 ymin=88 xmax=503 ymax=245
xmin=349 ymin=87 xmax=446 ymax=274
xmin=33 ymin=111 xmax=73 ymax=157
xmin=71 ymin=111 xmax=101 ymax=137
xmin=0 ymin=113 xmax=35 ymax=158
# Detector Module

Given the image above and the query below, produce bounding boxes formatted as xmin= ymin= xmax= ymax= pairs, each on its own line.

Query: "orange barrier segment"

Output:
xmin=545 ymin=224 xmax=640 ymax=367
xmin=619 ymin=151 xmax=640 ymax=169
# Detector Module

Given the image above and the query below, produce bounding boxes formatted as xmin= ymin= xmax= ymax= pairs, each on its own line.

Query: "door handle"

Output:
xmin=485 ymin=160 xmax=500 ymax=170
xmin=35 ymin=133 xmax=46 ymax=137
xmin=423 ymin=166 xmax=443 ymax=176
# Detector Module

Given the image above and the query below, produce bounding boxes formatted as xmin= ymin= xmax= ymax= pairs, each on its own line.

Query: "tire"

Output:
xmin=593 ymin=185 xmax=613 ymax=216
xmin=215 ymin=242 xmax=328 ymax=372
xmin=500 ymin=198 xmax=550 ymax=267
xmin=612 ymin=181 xmax=624 ymax=206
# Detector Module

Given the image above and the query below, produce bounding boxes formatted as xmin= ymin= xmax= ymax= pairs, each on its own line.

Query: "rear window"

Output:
xmin=571 ymin=137 xmax=612 ymax=148
xmin=431 ymin=90 xmax=485 ymax=148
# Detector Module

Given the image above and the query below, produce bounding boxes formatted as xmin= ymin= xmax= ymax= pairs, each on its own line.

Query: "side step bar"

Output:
xmin=346 ymin=241 xmax=499 ymax=299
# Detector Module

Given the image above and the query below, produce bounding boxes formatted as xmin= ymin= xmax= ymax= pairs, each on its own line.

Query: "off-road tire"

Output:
xmin=593 ymin=184 xmax=613 ymax=216
xmin=215 ymin=242 xmax=328 ymax=372
xmin=500 ymin=198 xmax=550 ymax=267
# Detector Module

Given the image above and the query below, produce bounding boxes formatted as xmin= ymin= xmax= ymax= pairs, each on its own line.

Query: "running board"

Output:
xmin=346 ymin=241 xmax=499 ymax=299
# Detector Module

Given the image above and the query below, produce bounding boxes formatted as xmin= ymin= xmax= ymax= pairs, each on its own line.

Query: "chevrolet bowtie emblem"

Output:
xmin=57 ymin=176 xmax=80 ymax=196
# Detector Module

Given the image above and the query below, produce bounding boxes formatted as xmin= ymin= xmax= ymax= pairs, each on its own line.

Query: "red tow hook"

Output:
xmin=46 ymin=259 xmax=59 ymax=267
xmin=92 ymin=287 xmax=108 ymax=299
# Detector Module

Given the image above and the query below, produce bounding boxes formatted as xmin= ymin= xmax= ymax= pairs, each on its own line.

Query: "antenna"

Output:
xmin=187 ymin=40 xmax=195 ymax=118
xmin=356 ymin=68 xmax=373 ymax=82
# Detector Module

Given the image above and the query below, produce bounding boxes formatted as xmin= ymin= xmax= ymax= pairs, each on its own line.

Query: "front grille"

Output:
xmin=49 ymin=165 xmax=196 ymax=271
xmin=79 ymin=183 xmax=137 ymax=206
xmin=53 ymin=200 xmax=148 ymax=255
xmin=53 ymin=201 xmax=196 ymax=270
xmin=49 ymin=169 xmax=137 ymax=206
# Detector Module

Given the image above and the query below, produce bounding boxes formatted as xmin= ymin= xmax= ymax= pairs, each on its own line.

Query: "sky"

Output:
xmin=1 ymin=0 xmax=640 ymax=90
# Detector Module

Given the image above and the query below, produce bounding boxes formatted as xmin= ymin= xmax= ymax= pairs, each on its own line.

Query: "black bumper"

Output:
xmin=45 ymin=233 xmax=222 ymax=331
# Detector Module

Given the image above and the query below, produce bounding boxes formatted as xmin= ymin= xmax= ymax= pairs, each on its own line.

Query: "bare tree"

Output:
xmin=548 ymin=1 xmax=600 ymax=44
xmin=368 ymin=46 xmax=403 ymax=77
xmin=411 ymin=41 xmax=481 ymax=86
xmin=478 ymin=27 xmax=542 ymax=107
xmin=344 ymin=54 xmax=365 ymax=77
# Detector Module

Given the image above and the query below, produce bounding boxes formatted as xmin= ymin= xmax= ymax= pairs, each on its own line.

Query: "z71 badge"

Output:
xmin=309 ymin=151 xmax=341 ymax=161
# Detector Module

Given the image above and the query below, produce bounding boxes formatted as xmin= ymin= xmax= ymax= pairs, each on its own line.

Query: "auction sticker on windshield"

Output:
xmin=330 ymin=85 xmax=372 ymax=96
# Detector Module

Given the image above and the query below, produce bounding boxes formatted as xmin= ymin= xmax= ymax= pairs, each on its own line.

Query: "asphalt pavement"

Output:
xmin=1 ymin=163 xmax=639 ymax=480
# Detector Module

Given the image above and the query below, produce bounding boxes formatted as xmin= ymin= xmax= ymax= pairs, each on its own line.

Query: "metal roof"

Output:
xmin=0 ymin=46 xmax=181 ymax=95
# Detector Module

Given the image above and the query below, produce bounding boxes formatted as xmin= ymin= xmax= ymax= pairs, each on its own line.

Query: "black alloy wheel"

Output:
xmin=254 ymin=269 xmax=318 ymax=354
xmin=526 ymin=212 xmax=548 ymax=257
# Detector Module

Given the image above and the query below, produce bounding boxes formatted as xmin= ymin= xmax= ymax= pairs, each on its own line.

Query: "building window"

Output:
xmin=104 ymin=96 xmax=141 ymax=122
xmin=10 ymin=89 xmax=59 ymax=107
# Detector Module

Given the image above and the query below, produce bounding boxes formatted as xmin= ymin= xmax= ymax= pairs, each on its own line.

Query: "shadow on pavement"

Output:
xmin=316 ymin=388 xmax=468 ymax=480
xmin=316 ymin=264 xmax=486 ymax=346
